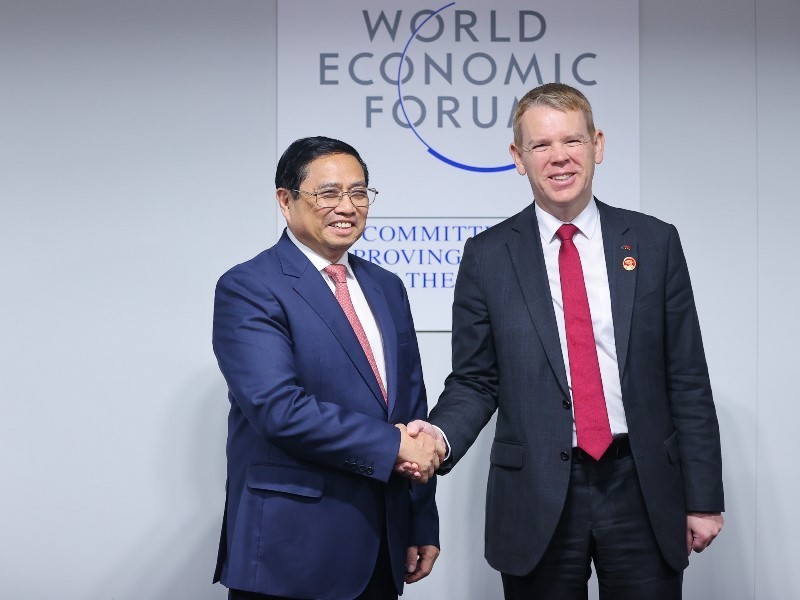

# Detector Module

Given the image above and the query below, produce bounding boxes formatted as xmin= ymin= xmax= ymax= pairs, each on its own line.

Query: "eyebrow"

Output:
xmin=316 ymin=180 xmax=368 ymax=189
xmin=528 ymin=132 xmax=588 ymax=143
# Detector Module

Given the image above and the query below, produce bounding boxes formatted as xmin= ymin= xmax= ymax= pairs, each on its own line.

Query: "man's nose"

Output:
xmin=333 ymin=193 xmax=357 ymax=213
xmin=549 ymin=143 xmax=571 ymax=162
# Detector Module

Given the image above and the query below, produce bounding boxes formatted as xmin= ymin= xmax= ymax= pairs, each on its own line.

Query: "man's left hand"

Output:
xmin=686 ymin=512 xmax=724 ymax=555
xmin=405 ymin=544 xmax=440 ymax=583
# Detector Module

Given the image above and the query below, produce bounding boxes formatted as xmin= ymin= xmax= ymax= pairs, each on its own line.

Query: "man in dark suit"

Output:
xmin=403 ymin=84 xmax=724 ymax=599
xmin=213 ymin=137 xmax=441 ymax=600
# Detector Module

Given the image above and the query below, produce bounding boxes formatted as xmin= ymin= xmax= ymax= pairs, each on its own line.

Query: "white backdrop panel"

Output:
xmin=275 ymin=0 xmax=639 ymax=330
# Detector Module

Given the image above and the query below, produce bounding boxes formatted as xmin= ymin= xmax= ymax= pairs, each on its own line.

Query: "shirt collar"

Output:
xmin=535 ymin=198 xmax=599 ymax=245
xmin=285 ymin=228 xmax=352 ymax=276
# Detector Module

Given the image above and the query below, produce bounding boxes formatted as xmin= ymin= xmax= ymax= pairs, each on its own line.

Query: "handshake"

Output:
xmin=394 ymin=420 xmax=446 ymax=484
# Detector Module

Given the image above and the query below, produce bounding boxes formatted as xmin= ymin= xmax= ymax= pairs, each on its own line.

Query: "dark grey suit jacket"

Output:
xmin=429 ymin=200 xmax=724 ymax=576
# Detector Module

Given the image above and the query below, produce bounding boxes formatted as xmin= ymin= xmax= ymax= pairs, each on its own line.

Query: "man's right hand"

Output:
xmin=395 ymin=423 xmax=443 ymax=483
xmin=394 ymin=421 xmax=446 ymax=482
xmin=406 ymin=420 xmax=446 ymax=447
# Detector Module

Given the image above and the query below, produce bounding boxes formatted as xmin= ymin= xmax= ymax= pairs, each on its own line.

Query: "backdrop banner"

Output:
xmin=277 ymin=0 xmax=639 ymax=330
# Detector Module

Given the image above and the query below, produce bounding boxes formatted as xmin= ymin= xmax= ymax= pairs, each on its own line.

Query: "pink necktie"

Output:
xmin=556 ymin=224 xmax=612 ymax=460
xmin=323 ymin=264 xmax=387 ymax=403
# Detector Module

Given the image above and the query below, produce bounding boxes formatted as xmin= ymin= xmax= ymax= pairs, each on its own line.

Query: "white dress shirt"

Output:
xmin=286 ymin=229 xmax=387 ymax=390
xmin=535 ymin=199 xmax=628 ymax=445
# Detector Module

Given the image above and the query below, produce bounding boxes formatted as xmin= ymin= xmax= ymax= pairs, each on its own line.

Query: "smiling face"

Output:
xmin=509 ymin=105 xmax=605 ymax=222
xmin=278 ymin=153 xmax=368 ymax=262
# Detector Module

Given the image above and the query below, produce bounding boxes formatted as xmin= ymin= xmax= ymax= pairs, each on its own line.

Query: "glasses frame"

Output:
xmin=291 ymin=187 xmax=379 ymax=208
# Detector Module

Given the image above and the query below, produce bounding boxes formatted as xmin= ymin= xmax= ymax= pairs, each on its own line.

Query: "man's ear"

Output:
xmin=276 ymin=188 xmax=293 ymax=216
xmin=593 ymin=129 xmax=605 ymax=165
xmin=509 ymin=143 xmax=527 ymax=176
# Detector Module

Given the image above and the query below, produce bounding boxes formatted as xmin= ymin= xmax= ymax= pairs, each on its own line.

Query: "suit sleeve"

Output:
xmin=400 ymin=283 xmax=440 ymax=548
xmin=663 ymin=225 xmax=725 ymax=512
xmin=429 ymin=236 xmax=500 ymax=473
xmin=213 ymin=269 xmax=401 ymax=482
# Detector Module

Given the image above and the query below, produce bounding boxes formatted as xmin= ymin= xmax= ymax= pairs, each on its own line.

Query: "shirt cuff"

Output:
xmin=432 ymin=425 xmax=451 ymax=461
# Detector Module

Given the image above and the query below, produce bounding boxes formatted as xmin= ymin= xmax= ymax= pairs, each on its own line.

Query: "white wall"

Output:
xmin=640 ymin=2 xmax=759 ymax=598
xmin=1 ymin=1 xmax=798 ymax=598
xmin=0 ymin=2 xmax=275 ymax=598
xmin=754 ymin=0 xmax=800 ymax=598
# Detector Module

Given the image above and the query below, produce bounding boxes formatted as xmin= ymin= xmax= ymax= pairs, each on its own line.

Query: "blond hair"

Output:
xmin=512 ymin=83 xmax=596 ymax=147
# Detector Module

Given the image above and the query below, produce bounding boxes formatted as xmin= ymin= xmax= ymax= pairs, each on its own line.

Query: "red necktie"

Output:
xmin=323 ymin=264 xmax=387 ymax=403
xmin=556 ymin=224 xmax=612 ymax=460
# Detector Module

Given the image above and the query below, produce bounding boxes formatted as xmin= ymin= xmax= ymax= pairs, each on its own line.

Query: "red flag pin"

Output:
xmin=622 ymin=257 xmax=637 ymax=271
xmin=621 ymin=245 xmax=631 ymax=250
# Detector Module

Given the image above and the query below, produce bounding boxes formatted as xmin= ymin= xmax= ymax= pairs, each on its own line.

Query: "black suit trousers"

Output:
xmin=502 ymin=448 xmax=683 ymax=600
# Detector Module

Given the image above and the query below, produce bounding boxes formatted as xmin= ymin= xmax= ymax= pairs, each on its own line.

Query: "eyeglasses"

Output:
xmin=520 ymin=136 xmax=592 ymax=155
xmin=292 ymin=187 xmax=378 ymax=208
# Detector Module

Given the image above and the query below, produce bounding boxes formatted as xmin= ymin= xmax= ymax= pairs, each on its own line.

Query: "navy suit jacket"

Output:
xmin=212 ymin=232 xmax=438 ymax=599
xmin=429 ymin=200 xmax=724 ymax=575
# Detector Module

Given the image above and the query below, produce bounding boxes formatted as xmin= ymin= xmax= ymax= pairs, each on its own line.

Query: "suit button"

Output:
xmin=358 ymin=465 xmax=367 ymax=474
xmin=563 ymin=399 xmax=571 ymax=409
xmin=366 ymin=467 xmax=374 ymax=476
xmin=560 ymin=451 xmax=570 ymax=461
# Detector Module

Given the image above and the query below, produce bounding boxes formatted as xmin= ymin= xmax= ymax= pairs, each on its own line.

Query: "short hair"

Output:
xmin=275 ymin=136 xmax=369 ymax=197
xmin=512 ymin=83 xmax=596 ymax=148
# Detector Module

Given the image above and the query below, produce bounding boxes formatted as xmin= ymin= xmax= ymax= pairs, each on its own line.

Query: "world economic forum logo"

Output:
xmin=372 ymin=1 xmax=596 ymax=174
xmin=346 ymin=2 xmax=598 ymax=174
xmin=396 ymin=3 xmax=515 ymax=172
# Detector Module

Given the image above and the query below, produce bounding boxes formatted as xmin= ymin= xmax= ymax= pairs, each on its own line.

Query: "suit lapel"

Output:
xmin=275 ymin=235 xmax=388 ymax=413
xmin=598 ymin=201 xmax=637 ymax=378
xmin=507 ymin=204 xmax=570 ymax=397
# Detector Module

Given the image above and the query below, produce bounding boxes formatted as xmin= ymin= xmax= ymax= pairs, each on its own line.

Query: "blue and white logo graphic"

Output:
xmin=396 ymin=3 xmax=515 ymax=173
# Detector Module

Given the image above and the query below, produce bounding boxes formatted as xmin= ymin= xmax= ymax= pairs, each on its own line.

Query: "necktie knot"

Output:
xmin=556 ymin=223 xmax=579 ymax=243
xmin=324 ymin=264 xmax=347 ymax=284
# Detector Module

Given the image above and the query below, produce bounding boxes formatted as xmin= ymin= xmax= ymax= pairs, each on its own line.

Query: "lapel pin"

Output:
xmin=622 ymin=256 xmax=637 ymax=271
xmin=621 ymin=244 xmax=631 ymax=250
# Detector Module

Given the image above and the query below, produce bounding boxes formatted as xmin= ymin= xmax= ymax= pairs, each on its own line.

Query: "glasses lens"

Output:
xmin=315 ymin=190 xmax=341 ymax=208
xmin=312 ymin=188 xmax=376 ymax=207
xmin=348 ymin=189 xmax=371 ymax=206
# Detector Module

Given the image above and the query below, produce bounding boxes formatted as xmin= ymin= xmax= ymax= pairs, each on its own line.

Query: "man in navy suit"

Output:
xmin=213 ymin=137 xmax=441 ymax=600
xmin=404 ymin=83 xmax=725 ymax=599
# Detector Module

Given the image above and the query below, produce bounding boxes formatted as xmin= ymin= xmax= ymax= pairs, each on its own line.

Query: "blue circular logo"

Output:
xmin=396 ymin=2 xmax=515 ymax=173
